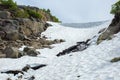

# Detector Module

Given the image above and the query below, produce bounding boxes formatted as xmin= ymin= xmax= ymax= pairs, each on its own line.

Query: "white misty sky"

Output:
xmin=14 ymin=0 xmax=118 ymax=23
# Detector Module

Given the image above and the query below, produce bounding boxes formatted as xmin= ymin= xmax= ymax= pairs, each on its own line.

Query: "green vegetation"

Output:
xmin=14 ymin=9 xmax=29 ymax=18
xmin=0 ymin=0 xmax=60 ymax=22
xmin=111 ymin=0 xmax=120 ymax=14
xmin=52 ymin=16 xmax=59 ymax=22
xmin=42 ymin=8 xmax=60 ymax=22
xmin=0 ymin=0 xmax=17 ymax=10
xmin=27 ymin=9 xmax=42 ymax=19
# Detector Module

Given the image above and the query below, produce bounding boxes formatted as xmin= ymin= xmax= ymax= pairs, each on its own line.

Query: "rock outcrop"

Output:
xmin=57 ymin=39 xmax=90 ymax=57
xmin=0 ymin=4 xmax=63 ymax=58
xmin=23 ymin=47 xmax=40 ymax=57
xmin=97 ymin=13 xmax=120 ymax=44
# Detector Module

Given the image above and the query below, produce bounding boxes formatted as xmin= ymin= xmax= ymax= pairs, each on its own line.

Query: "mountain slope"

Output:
xmin=0 ymin=21 xmax=120 ymax=80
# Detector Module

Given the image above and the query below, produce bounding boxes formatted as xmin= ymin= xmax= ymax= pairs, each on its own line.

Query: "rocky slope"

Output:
xmin=97 ymin=1 xmax=120 ymax=44
xmin=0 ymin=2 xmax=64 ymax=58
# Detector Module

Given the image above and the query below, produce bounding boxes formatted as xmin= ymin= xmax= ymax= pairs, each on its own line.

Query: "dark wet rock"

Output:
xmin=42 ymin=35 xmax=48 ymax=39
xmin=1 ymin=64 xmax=47 ymax=76
xmin=30 ymin=64 xmax=47 ymax=70
xmin=45 ymin=23 xmax=52 ymax=27
xmin=57 ymin=39 xmax=90 ymax=57
xmin=6 ymin=78 xmax=12 ymax=80
xmin=22 ymin=65 xmax=30 ymax=72
xmin=28 ymin=76 xmax=35 ymax=80
xmin=1 ymin=70 xmax=24 ymax=75
xmin=77 ymin=75 xmax=80 ymax=78
xmin=110 ymin=57 xmax=120 ymax=63
xmin=22 ymin=64 xmax=47 ymax=72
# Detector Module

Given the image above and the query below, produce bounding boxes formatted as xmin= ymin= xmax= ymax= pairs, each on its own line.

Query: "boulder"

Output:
xmin=57 ymin=39 xmax=90 ymax=57
xmin=0 ymin=11 xmax=11 ymax=19
xmin=23 ymin=47 xmax=40 ymax=56
xmin=3 ymin=47 xmax=20 ymax=58
xmin=0 ymin=19 xmax=19 ymax=32
xmin=5 ymin=30 xmax=19 ymax=41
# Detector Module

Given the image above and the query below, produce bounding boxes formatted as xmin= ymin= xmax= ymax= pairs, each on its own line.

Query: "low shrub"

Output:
xmin=14 ymin=9 xmax=29 ymax=18
xmin=111 ymin=0 xmax=120 ymax=14
xmin=27 ymin=9 xmax=42 ymax=19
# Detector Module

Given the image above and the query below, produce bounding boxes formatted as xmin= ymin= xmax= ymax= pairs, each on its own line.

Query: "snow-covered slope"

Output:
xmin=0 ymin=21 xmax=120 ymax=80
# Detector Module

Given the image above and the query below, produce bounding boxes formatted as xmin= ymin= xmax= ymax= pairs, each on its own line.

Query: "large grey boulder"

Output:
xmin=0 ymin=11 xmax=11 ymax=19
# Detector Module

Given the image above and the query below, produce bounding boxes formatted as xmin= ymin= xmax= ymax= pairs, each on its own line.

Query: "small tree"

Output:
xmin=47 ymin=9 xmax=50 ymax=13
